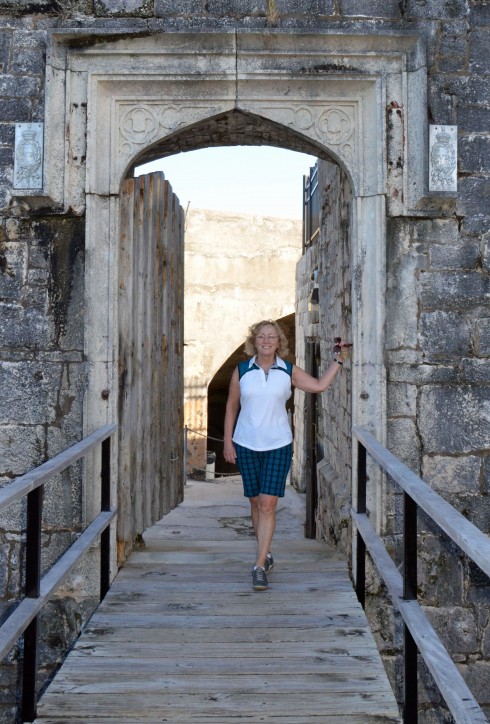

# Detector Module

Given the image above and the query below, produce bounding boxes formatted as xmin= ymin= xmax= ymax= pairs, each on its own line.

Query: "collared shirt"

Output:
xmin=232 ymin=355 xmax=293 ymax=451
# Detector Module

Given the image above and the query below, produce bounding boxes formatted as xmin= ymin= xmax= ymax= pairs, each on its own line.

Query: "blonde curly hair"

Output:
xmin=243 ymin=320 xmax=289 ymax=358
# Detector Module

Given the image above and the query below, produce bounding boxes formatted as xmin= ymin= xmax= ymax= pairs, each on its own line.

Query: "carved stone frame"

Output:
xmin=40 ymin=29 xmax=427 ymax=534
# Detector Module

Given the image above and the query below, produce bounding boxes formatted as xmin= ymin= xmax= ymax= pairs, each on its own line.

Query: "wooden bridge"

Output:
xmin=32 ymin=477 xmax=401 ymax=723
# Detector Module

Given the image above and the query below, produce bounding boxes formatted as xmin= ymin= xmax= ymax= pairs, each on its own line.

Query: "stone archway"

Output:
xmin=39 ymin=29 xmax=427 ymax=544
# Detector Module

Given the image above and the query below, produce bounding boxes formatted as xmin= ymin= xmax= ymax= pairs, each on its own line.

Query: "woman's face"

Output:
xmin=255 ymin=324 xmax=279 ymax=356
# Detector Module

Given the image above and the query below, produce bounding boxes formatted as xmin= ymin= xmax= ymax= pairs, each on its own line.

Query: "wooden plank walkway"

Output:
xmin=33 ymin=478 xmax=401 ymax=723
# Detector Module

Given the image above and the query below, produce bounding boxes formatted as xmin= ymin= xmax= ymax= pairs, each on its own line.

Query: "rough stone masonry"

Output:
xmin=0 ymin=1 xmax=488 ymax=723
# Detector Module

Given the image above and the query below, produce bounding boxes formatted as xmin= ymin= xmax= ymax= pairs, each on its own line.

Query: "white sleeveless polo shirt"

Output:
xmin=232 ymin=356 xmax=293 ymax=452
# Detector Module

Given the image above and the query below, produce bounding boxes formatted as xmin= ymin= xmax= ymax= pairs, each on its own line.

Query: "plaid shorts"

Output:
xmin=235 ymin=443 xmax=292 ymax=498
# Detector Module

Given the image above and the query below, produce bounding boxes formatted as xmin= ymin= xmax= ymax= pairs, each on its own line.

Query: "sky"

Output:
xmin=135 ymin=146 xmax=317 ymax=220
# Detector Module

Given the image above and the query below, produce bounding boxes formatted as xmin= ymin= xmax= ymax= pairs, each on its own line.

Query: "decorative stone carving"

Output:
xmin=14 ymin=123 xmax=43 ymax=189
xmin=254 ymin=103 xmax=356 ymax=170
xmin=429 ymin=125 xmax=457 ymax=193
xmin=118 ymin=102 xmax=221 ymax=163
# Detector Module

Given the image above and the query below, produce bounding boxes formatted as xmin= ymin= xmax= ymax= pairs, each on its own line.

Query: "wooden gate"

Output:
xmin=118 ymin=172 xmax=185 ymax=563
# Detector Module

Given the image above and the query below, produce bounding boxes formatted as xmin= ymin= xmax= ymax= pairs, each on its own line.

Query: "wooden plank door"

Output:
xmin=118 ymin=172 xmax=185 ymax=564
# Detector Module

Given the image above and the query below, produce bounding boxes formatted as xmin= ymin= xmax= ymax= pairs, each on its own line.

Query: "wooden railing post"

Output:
xmin=403 ymin=492 xmax=418 ymax=723
xmin=355 ymin=441 xmax=367 ymax=608
xmin=21 ymin=484 xmax=43 ymax=723
xmin=100 ymin=435 xmax=111 ymax=601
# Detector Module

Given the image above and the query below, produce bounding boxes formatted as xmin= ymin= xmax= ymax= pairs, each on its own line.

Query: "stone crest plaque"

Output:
xmin=14 ymin=123 xmax=44 ymax=189
xmin=429 ymin=125 xmax=457 ymax=193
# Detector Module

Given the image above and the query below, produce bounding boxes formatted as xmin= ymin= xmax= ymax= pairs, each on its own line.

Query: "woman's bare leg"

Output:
xmin=254 ymin=493 xmax=278 ymax=568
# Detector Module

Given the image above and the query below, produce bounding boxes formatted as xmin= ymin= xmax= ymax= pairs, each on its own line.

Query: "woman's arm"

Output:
xmin=292 ymin=343 xmax=349 ymax=394
xmin=223 ymin=367 xmax=240 ymax=464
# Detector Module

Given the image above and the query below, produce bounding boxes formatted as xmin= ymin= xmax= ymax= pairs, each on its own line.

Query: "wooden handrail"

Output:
xmin=0 ymin=423 xmax=117 ymax=512
xmin=354 ymin=427 xmax=490 ymax=578
xmin=352 ymin=426 xmax=489 ymax=724
xmin=0 ymin=509 xmax=116 ymax=661
xmin=0 ymin=423 xmax=118 ymax=723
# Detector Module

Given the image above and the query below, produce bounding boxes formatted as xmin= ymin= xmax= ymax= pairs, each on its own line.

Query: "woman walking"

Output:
xmin=223 ymin=319 xmax=350 ymax=591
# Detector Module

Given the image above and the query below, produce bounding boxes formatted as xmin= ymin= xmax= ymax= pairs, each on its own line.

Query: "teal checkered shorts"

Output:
xmin=235 ymin=443 xmax=292 ymax=498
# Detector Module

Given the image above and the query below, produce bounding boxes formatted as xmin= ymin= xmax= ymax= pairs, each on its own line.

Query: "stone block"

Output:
xmin=483 ymin=233 xmax=490 ymax=274
xmin=0 ymin=74 xmax=39 ymax=98
xmin=41 ymin=529 xmax=79 ymax=576
xmin=387 ymin=417 xmax=420 ymax=471
xmin=387 ymin=382 xmax=417 ymax=417
xmin=339 ymin=0 xmax=401 ymax=17
xmin=404 ymin=0 xmax=467 ymax=19
xmin=457 ymin=493 xmax=490 ymax=533
xmin=95 ymin=0 xmax=153 ymax=15
xmin=0 ymin=29 xmax=10 ymax=73
xmin=470 ymin=2 xmax=490 ymax=26
xmin=45 ymin=367 xmax=85 ymax=449
xmin=457 ymin=660 xmax=490 ymax=706
xmin=279 ymin=0 xmax=335 ymax=12
xmin=206 ymin=0 xmax=267 ymax=14
xmin=0 ymin=361 xmax=61 ymax=425
xmin=462 ymin=358 xmax=490 ymax=383
xmin=428 ymin=79 xmax=454 ymax=124
xmin=419 ymin=270 xmax=490 ymax=310
xmin=462 ymin=216 xmax=490 ymax=236
xmin=29 ymin=244 xmax=49 ymax=270
xmin=419 ymin=385 xmax=490 ymax=454
xmin=425 ymin=606 xmax=478 ymax=653
xmin=439 ymin=28 xmax=469 ymax=56
xmin=386 ymin=240 xmax=420 ymax=350
xmin=11 ymin=31 xmax=46 ymax=76
xmin=0 ymin=145 xmax=12 ymax=165
xmin=0 ymin=123 xmax=14 ymax=146
xmin=0 ymin=424 xmax=45 ymax=476
xmin=155 ymin=0 xmax=205 ymax=14
xmin=0 ymin=302 xmax=52 ymax=348
xmin=411 ymin=218 xmax=459 ymax=244
xmin=457 ymin=177 xmax=490 ymax=217
xmin=457 ymin=105 xmax=490 ymax=135
xmin=419 ymin=310 xmax=471 ymax=358
xmin=418 ymin=533 xmax=465 ymax=604
xmin=0 ymin=241 xmax=27 ymax=300
xmin=470 ymin=28 xmax=490 ymax=73
xmin=428 ymin=240 xmax=481 ymax=270
xmin=0 ymin=98 xmax=30 ymax=122
xmin=475 ymin=318 xmax=490 ymax=356
xmin=438 ymin=55 xmax=467 ymax=72
xmin=482 ymin=455 xmax=490 ymax=495
xmin=388 ymin=361 xmax=461 ymax=385
xmin=459 ymin=135 xmax=490 ymax=174
xmin=422 ymin=454 xmax=481 ymax=495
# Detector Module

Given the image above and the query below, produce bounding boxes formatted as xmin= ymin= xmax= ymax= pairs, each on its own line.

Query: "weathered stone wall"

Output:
xmin=382 ymin=212 xmax=490 ymax=719
xmin=293 ymin=11 xmax=490 ymax=717
xmin=0 ymin=1 xmax=487 ymax=722
xmin=0 ymin=213 xmax=88 ymax=720
xmin=294 ymin=159 xmax=352 ymax=552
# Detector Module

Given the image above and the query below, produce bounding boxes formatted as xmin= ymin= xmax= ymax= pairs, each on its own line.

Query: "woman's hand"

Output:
xmin=334 ymin=337 xmax=352 ymax=364
xmin=223 ymin=439 xmax=237 ymax=464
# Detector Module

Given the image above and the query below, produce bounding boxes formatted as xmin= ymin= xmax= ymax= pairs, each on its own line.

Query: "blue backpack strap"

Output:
xmin=284 ymin=360 xmax=293 ymax=377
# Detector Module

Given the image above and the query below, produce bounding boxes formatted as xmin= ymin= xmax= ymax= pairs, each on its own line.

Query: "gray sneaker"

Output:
xmin=264 ymin=552 xmax=274 ymax=573
xmin=252 ymin=566 xmax=268 ymax=591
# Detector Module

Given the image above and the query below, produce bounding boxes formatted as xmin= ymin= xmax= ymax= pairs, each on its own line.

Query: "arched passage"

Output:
xmin=119 ymin=113 xmax=351 ymax=558
xmin=40 ymin=28 xmax=428 ymax=562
